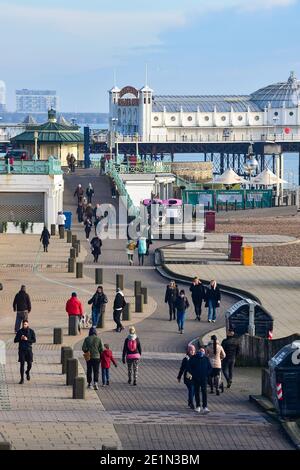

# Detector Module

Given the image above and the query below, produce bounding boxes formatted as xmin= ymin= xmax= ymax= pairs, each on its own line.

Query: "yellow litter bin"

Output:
xmin=242 ymin=246 xmax=253 ymax=266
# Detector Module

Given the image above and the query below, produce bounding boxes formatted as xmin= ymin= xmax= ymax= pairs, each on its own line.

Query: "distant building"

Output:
xmin=16 ymin=89 xmax=58 ymax=113
xmin=0 ymin=80 xmax=6 ymax=112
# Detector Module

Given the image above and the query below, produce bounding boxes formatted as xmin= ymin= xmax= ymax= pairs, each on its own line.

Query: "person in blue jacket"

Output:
xmin=137 ymin=236 xmax=147 ymax=266
xmin=187 ymin=347 xmax=212 ymax=414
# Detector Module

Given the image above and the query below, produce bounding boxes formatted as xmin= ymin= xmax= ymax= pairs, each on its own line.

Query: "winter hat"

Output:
xmin=71 ymin=292 xmax=77 ymax=297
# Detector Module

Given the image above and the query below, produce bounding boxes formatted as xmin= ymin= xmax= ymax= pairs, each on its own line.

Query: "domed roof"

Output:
xmin=250 ymin=71 xmax=300 ymax=109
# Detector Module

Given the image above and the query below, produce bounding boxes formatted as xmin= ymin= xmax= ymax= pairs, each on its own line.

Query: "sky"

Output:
xmin=1 ymin=0 xmax=300 ymax=112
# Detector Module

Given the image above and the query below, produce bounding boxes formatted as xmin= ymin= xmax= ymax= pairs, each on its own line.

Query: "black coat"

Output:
xmin=187 ymin=352 xmax=212 ymax=384
xmin=113 ymin=292 xmax=126 ymax=310
xmin=88 ymin=292 xmax=108 ymax=312
xmin=14 ymin=327 xmax=36 ymax=351
xmin=221 ymin=336 xmax=240 ymax=361
xmin=165 ymin=286 xmax=179 ymax=304
xmin=86 ymin=187 xmax=94 ymax=197
xmin=40 ymin=228 xmax=50 ymax=246
xmin=205 ymin=285 xmax=221 ymax=308
xmin=177 ymin=356 xmax=192 ymax=384
xmin=189 ymin=283 xmax=206 ymax=304
xmin=175 ymin=295 xmax=189 ymax=312
xmin=90 ymin=237 xmax=102 ymax=255
xmin=13 ymin=291 xmax=31 ymax=312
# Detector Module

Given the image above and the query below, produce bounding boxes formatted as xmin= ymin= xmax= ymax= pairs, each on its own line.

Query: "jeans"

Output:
xmin=185 ymin=381 xmax=195 ymax=406
xmin=168 ymin=302 xmax=176 ymax=320
xmin=102 ymin=368 xmax=110 ymax=385
xmin=208 ymin=300 xmax=216 ymax=321
xmin=222 ymin=358 xmax=235 ymax=383
xmin=193 ymin=301 xmax=202 ymax=319
xmin=177 ymin=311 xmax=186 ymax=330
xmin=91 ymin=307 xmax=101 ymax=328
xmin=208 ymin=368 xmax=222 ymax=391
xmin=87 ymin=359 xmax=100 ymax=384
xmin=138 ymin=253 xmax=144 ymax=266
xmin=193 ymin=379 xmax=208 ymax=408
xmin=15 ymin=311 xmax=29 ymax=333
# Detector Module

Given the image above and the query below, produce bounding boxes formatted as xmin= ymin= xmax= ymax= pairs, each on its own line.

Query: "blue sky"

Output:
xmin=1 ymin=0 xmax=300 ymax=112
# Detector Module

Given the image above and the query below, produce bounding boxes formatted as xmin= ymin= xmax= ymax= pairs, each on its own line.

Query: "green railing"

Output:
xmin=105 ymin=161 xmax=140 ymax=217
xmin=0 ymin=156 xmax=62 ymax=175
xmin=114 ymin=161 xmax=172 ymax=174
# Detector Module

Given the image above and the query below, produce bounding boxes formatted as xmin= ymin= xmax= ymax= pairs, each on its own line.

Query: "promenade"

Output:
xmin=0 ymin=168 xmax=294 ymax=450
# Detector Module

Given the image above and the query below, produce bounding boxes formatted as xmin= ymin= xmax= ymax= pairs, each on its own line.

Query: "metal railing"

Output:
xmin=105 ymin=160 xmax=140 ymax=217
xmin=115 ymin=162 xmax=172 ymax=174
xmin=0 ymin=157 xmax=62 ymax=175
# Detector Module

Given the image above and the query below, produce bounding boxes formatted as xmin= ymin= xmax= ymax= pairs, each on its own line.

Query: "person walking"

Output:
xmin=189 ymin=277 xmax=206 ymax=321
xmin=101 ymin=343 xmax=117 ymax=386
xmin=82 ymin=327 xmax=103 ymax=390
xmin=175 ymin=289 xmax=190 ymax=334
xmin=56 ymin=211 xmax=66 ymax=238
xmin=206 ymin=335 xmax=226 ymax=396
xmin=40 ymin=225 xmax=50 ymax=252
xmin=205 ymin=280 xmax=221 ymax=323
xmin=122 ymin=326 xmax=142 ymax=386
xmin=111 ymin=180 xmax=117 ymax=199
xmin=86 ymin=183 xmax=94 ymax=204
xmin=14 ymin=320 xmax=36 ymax=384
xmin=88 ymin=286 xmax=108 ymax=328
xmin=66 ymin=153 xmax=71 ymax=171
xmin=76 ymin=202 xmax=84 ymax=223
xmin=85 ymin=203 xmax=94 ymax=221
xmin=74 ymin=184 xmax=84 ymax=203
xmin=113 ymin=288 xmax=126 ymax=332
xmin=164 ymin=280 xmax=179 ymax=321
xmin=65 ymin=292 xmax=84 ymax=334
xmin=221 ymin=330 xmax=240 ymax=388
xmin=177 ymin=344 xmax=196 ymax=409
xmin=13 ymin=285 xmax=32 ymax=333
xmin=70 ymin=154 xmax=76 ymax=172
xmin=84 ymin=217 xmax=93 ymax=240
xmin=126 ymin=239 xmax=136 ymax=266
xmin=187 ymin=347 xmax=212 ymax=414
xmin=90 ymin=236 xmax=102 ymax=263
xmin=137 ymin=236 xmax=147 ymax=266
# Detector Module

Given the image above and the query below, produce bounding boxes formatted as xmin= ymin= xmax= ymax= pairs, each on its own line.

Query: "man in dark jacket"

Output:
xmin=13 ymin=285 xmax=32 ymax=333
xmin=221 ymin=330 xmax=240 ymax=388
xmin=164 ymin=281 xmax=179 ymax=321
xmin=88 ymin=286 xmax=108 ymax=328
xmin=187 ymin=348 xmax=212 ymax=413
xmin=14 ymin=320 xmax=36 ymax=384
xmin=189 ymin=277 xmax=206 ymax=321
xmin=40 ymin=226 xmax=51 ymax=252
xmin=177 ymin=344 xmax=196 ymax=409
xmin=113 ymin=288 xmax=126 ymax=332
xmin=90 ymin=236 xmax=102 ymax=263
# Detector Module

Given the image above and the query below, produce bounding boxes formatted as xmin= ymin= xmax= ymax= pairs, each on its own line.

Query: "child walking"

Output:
xmin=101 ymin=343 xmax=117 ymax=386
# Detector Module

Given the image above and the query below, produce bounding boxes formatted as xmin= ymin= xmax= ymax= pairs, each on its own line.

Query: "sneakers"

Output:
xmin=212 ymin=320 xmax=216 ymax=323
xmin=94 ymin=383 xmax=99 ymax=390
xmin=26 ymin=371 xmax=30 ymax=381
xmin=202 ymin=407 xmax=210 ymax=414
xmin=216 ymin=389 xmax=220 ymax=396
xmin=208 ymin=319 xmax=212 ymax=323
xmin=106 ymin=381 xmax=110 ymax=386
xmin=227 ymin=381 xmax=232 ymax=389
xmin=180 ymin=330 xmax=184 ymax=334
xmin=87 ymin=383 xmax=92 ymax=389
xmin=195 ymin=407 xmax=201 ymax=413
xmin=220 ymin=383 xmax=224 ymax=393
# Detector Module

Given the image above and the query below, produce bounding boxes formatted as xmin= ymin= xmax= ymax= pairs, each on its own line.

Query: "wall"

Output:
xmin=123 ymin=179 xmax=155 ymax=207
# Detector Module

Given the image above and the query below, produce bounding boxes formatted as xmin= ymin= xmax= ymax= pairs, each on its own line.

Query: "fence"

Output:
xmin=183 ymin=189 xmax=273 ymax=210
xmin=0 ymin=157 xmax=62 ymax=175
xmin=105 ymin=161 xmax=140 ymax=218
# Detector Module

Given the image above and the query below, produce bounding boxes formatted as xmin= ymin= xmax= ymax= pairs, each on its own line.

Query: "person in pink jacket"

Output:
xmin=206 ymin=335 xmax=226 ymax=396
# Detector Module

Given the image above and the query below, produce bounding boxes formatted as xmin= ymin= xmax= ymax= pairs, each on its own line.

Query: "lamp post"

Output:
xmin=110 ymin=117 xmax=118 ymax=162
xmin=135 ymin=132 xmax=139 ymax=159
xmin=244 ymin=144 xmax=259 ymax=189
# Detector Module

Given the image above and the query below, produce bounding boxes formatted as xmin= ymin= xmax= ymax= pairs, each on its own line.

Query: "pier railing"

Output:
xmin=0 ymin=156 xmax=62 ymax=175
xmin=105 ymin=160 xmax=140 ymax=217
xmin=114 ymin=162 xmax=172 ymax=174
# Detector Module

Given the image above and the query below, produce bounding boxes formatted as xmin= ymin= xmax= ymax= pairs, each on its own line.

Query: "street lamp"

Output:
xmin=244 ymin=143 xmax=259 ymax=188
xmin=110 ymin=117 xmax=118 ymax=162
xmin=34 ymin=131 xmax=38 ymax=160
xmin=135 ymin=132 xmax=139 ymax=159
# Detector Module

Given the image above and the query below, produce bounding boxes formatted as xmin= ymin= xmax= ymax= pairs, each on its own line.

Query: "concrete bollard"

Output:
xmin=68 ymin=257 xmax=75 ymax=273
xmin=68 ymin=315 xmax=79 ymax=335
xmin=76 ymin=240 xmax=81 ymax=253
xmin=73 ymin=376 xmax=85 ymax=399
xmin=70 ymin=247 xmax=76 ymax=259
xmin=135 ymin=294 xmax=143 ymax=313
xmin=97 ymin=313 xmax=105 ymax=329
xmin=66 ymin=358 xmax=78 ymax=386
xmin=67 ymin=230 xmax=72 ymax=243
xmin=74 ymin=243 xmax=79 ymax=257
xmin=61 ymin=346 xmax=69 ymax=364
xmin=51 ymin=224 xmax=56 ymax=236
xmin=59 ymin=226 xmax=65 ymax=239
xmin=116 ymin=274 xmax=124 ymax=291
xmin=123 ymin=303 xmax=131 ymax=321
xmin=134 ymin=280 xmax=142 ymax=297
xmin=71 ymin=234 xmax=77 ymax=248
xmin=141 ymin=287 xmax=148 ymax=304
xmin=0 ymin=442 xmax=11 ymax=450
xmin=95 ymin=268 xmax=103 ymax=285
xmin=62 ymin=347 xmax=73 ymax=374
xmin=76 ymin=262 xmax=83 ymax=278
xmin=53 ymin=328 xmax=63 ymax=345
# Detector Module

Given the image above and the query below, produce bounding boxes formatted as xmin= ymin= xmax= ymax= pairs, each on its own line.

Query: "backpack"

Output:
xmin=127 ymin=339 xmax=137 ymax=352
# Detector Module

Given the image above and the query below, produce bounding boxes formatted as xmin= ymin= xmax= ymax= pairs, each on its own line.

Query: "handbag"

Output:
xmin=83 ymin=351 xmax=91 ymax=361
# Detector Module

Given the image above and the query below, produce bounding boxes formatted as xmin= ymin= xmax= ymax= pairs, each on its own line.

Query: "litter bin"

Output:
xmin=205 ymin=211 xmax=215 ymax=232
xmin=63 ymin=211 xmax=72 ymax=230
xmin=269 ymin=341 xmax=300 ymax=417
xmin=225 ymin=299 xmax=273 ymax=338
xmin=242 ymin=245 xmax=254 ymax=266
xmin=228 ymin=234 xmax=243 ymax=261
